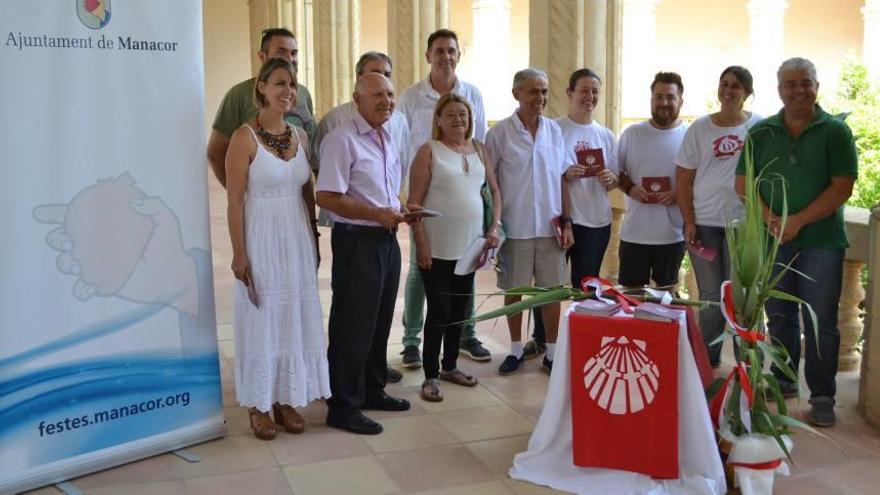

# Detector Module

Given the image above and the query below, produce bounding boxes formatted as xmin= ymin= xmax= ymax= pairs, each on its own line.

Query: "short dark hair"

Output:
xmin=650 ymin=71 xmax=684 ymax=95
xmin=426 ymin=29 xmax=459 ymax=52
xmin=568 ymin=68 xmax=602 ymax=91
xmin=720 ymin=66 xmax=754 ymax=96
xmin=259 ymin=28 xmax=296 ymax=53
xmin=356 ymin=51 xmax=393 ymax=76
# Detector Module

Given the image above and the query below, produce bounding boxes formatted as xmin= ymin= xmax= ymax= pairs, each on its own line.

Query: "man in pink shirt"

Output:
xmin=316 ymin=74 xmax=410 ymax=435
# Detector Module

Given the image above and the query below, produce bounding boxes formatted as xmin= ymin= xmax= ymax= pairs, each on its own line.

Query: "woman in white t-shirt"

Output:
xmin=675 ymin=66 xmax=762 ymax=366
xmin=408 ymin=93 xmax=502 ymax=402
xmin=559 ymin=68 xmax=619 ymax=287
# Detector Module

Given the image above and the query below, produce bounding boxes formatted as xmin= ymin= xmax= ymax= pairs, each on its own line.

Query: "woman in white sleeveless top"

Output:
xmin=225 ymin=59 xmax=330 ymax=440
xmin=408 ymin=93 xmax=502 ymax=402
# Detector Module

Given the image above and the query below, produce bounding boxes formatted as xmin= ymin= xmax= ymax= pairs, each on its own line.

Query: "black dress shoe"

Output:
xmin=362 ymin=393 xmax=411 ymax=411
xmin=386 ymin=367 xmax=403 ymax=383
xmin=326 ymin=412 xmax=383 ymax=435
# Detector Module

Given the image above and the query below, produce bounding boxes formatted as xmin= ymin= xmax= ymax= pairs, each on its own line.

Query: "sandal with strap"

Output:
xmin=421 ymin=379 xmax=444 ymax=402
xmin=439 ymin=369 xmax=478 ymax=387
xmin=272 ymin=403 xmax=306 ymax=434
xmin=249 ymin=408 xmax=277 ymax=440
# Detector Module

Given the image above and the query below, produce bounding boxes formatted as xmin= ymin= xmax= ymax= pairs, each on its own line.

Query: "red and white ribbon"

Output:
xmin=720 ymin=280 xmax=766 ymax=344
xmin=580 ymin=276 xmax=639 ymax=314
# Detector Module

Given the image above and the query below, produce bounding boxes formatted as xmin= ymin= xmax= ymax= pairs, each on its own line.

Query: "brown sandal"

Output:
xmin=439 ymin=369 xmax=478 ymax=387
xmin=272 ymin=403 xmax=306 ymax=434
xmin=421 ymin=379 xmax=444 ymax=402
xmin=249 ymin=408 xmax=277 ymax=440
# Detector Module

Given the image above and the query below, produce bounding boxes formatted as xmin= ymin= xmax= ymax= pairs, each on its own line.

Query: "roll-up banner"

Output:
xmin=0 ymin=2 xmax=225 ymax=492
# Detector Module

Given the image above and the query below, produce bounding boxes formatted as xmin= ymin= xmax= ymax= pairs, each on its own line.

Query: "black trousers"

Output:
xmin=420 ymin=259 xmax=475 ymax=379
xmin=326 ymin=224 xmax=401 ymax=419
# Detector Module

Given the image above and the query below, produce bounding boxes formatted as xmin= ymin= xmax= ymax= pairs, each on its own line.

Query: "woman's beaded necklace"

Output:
xmin=256 ymin=115 xmax=293 ymax=158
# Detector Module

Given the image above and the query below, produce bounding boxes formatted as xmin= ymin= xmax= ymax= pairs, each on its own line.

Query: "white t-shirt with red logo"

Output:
xmin=674 ymin=113 xmax=763 ymax=227
xmin=556 ymin=116 xmax=618 ymax=228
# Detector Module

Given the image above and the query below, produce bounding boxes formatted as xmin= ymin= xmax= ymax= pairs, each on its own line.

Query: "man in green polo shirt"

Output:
xmin=735 ymin=57 xmax=858 ymax=427
xmin=206 ymin=28 xmax=316 ymax=187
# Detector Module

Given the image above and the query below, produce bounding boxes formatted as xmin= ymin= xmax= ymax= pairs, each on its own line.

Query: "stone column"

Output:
xmin=747 ymin=0 xmax=790 ymax=115
xmin=472 ymin=0 xmax=512 ymax=120
xmin=247 ymin=0 xmax=314 ymax=89
xmin=621 ymin=0 xmax=661 ymax=119
xmin=864 ymin=0 xmax=880 ymax=82
xmin=312 ymin=0 xmax=360 ymax=117
xmin=387 ymin=0 xmax=451 ymax=92
xmin=528 ymin=0 xmax=622 ymax=122
xmin=600 ymin=205 xmax=624 ymax=283
xmin=839 ymin=260 xmax=866 ymax=371
xmin=859 ymin=206 xmax=880 ymax=430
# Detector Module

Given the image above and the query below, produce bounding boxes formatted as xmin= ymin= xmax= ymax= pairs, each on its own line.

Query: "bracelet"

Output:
xmin=560 ymin=216 xmax=572 ymax=226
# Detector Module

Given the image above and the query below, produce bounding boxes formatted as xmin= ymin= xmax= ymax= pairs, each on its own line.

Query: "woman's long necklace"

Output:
xmin=441 ymin=137 xmax=470 ymax=175
xmin=256 ymin=116 xmax=293 ymax=158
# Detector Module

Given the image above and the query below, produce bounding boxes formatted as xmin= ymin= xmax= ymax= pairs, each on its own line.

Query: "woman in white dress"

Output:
xmin=675 ymin=66 xmax=762 ymax=367
xmin=225 ymin=58 xmax=331 ymax=440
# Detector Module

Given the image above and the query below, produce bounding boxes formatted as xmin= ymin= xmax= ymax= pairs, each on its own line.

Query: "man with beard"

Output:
xmin=207 ymin=28 xmax=316 ymax=187
xmin=486 ymin=68 xmax=573 ymax=375
xmin=316 ymin=74 xmax=411 ymax=435
xmin=617 ymin=72 xmax=688 ymax=291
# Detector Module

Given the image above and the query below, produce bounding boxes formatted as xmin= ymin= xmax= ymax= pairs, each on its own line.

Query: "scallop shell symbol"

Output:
xmin=585 ymin=155 xmax=596 ymax=165
xmin=650 ymin=181 xmax=661 ymax=192
xmin=582 ymin=336 xmax=660 ymax=415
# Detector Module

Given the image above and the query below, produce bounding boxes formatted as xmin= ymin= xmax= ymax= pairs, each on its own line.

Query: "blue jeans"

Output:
xmin=690 ymin=226 xmax=731 ymax=366
xmin=401 ymin=237 xmax=476 ymax=348
xmin=765 ymin=246 xmax=844 ymax=399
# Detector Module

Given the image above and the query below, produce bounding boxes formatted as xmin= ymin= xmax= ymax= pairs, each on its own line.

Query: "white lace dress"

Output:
xmin=233 ymin=125 xmax=331 ymax=412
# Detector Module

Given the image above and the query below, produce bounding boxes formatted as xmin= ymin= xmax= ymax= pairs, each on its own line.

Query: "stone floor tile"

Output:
xmin=378 ymin=445 xmax=494 ymax=493
xmin=282 ymin=455 xmax=399 ymax=495
xmin=179 ymin=467 xmax=293 ymax=495
xmin=434 ymin=405 xmax=533 ymax=442
xmin=411 ymin=480 xmax=516 ymax=495
xmin=503 ymin=479 xmax=573 ymax=494
xmin=363 ymin=414 xmax=458 ymax=454
xmin=464 ymin=435 xmax=530 ymax=477
xmin=269 ymin=423 xmax=372 ymax=466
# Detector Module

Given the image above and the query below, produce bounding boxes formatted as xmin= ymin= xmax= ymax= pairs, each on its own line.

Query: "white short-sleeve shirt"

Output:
xmin=316 ymin=111 xmax=402 ymax=227
xmin=397 ymin=76 xmax=488 ymax=166
xmin=556 ymin=116 xmax=619 ymax=228
xmin=674 ymin=113 xmax=762 ymax=227
xmin=618 ymin=120 xmax=688 ymax=245
xmin=486 ymin=111 xmax=565 ymax=240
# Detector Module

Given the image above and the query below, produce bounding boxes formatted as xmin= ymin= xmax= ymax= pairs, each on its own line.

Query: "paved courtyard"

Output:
xmin=23 ymin=178 xmax=880 ymax=494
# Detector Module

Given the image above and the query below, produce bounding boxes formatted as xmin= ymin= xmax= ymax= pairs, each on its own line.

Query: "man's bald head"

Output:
xmin=353 ymin=73 xmax=395 ymax=129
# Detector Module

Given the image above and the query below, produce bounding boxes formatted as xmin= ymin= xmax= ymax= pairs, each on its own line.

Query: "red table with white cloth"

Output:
xmin=509 ymin=305 xmax=726 ymax=495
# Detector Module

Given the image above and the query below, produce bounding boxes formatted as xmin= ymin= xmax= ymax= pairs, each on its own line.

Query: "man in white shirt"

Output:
xmin=617 ymin=72 xmax=689 ymax=291
xmin=397 ymin=29 xmax=491 ymax=368
xmin=486 ymin=68 xmax=573 ymax=376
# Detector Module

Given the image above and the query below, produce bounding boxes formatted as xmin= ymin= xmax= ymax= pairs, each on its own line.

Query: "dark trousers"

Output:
xmin=532 ymin=224 xmax=611 ymax=344
xmin=420 ymin=259 xmax=475 ymax=379
xmin=766 ymin=246 xmax=844 ymax=399
xmin=326 ymin=225 xmax=401 ymax=419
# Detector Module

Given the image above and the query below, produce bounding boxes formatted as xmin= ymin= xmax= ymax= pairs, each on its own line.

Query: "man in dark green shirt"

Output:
xmin=735 ymin=57 xmax=858 ymax=427
xmin=206 ymin=28 xmax=316 ymax=187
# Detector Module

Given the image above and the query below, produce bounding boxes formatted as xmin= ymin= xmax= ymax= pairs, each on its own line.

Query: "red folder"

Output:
xmin=576 ymin=147 xmax=605 ymax=177
xmin=569 ymin=313 xmax=680 ymax=479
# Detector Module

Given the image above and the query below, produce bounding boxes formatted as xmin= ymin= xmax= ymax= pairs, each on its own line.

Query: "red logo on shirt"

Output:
xmin=712 ymin=135 xmax=744 ymax=159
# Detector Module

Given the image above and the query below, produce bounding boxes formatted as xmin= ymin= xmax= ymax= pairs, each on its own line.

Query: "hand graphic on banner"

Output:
xmin=33 ymin=173 xmax=199 ymax=317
